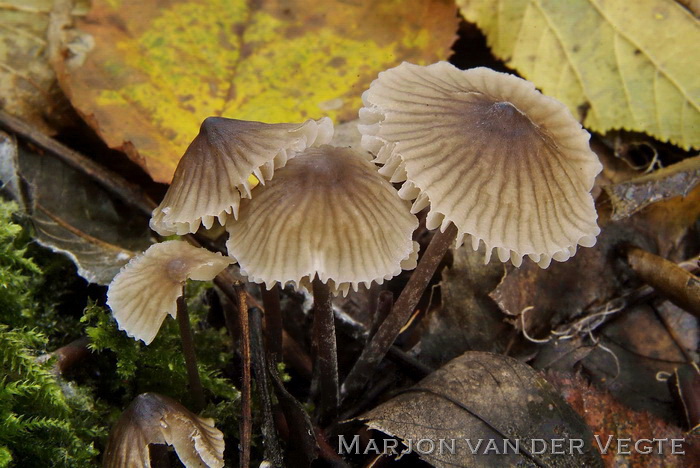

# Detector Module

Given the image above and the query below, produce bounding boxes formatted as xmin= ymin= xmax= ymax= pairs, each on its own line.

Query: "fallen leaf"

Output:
xmin=52 ymin=0 xmax=458 ymax=183
xmin=418 ymin=245 xmax=510 ymax=368
xmin=0 ymin=131 xmax=152 ymax=285
xmin=360 ymin=351 xmax=603 ymax=467
xmin=457 ymin=0 xmax=700 ymax=149
xmin=0 ymin=0 xmax=88 ymax=132
xmin=605 ymin=156 xmax=700 ymax=220
xmin=551 ymin=372 xmax=700 ymax=467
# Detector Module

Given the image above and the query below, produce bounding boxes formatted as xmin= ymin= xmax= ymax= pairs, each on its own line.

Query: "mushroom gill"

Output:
xmin=359 ymin=61 xmax=602 ymax=268
xmin=150 ymin=116 xmax=333 ymax=236
xmin=224 ymin=145 xmax=419 ymax=295
xmin=107 ymin=240 xmax=233 ymax=344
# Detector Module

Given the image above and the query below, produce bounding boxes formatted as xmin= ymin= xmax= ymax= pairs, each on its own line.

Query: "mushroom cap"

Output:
xmin=225 ymin=145 xmax=419 ymax=295
xmin=359 ymin=62 xmax=602 ymax=268
xmin=103 ymin=392 xmax=225 ymax=468
xmin=107 ymin=240 xmax=233 ymax=344
xmin=150 ymin=117 xmax=334 ymax=236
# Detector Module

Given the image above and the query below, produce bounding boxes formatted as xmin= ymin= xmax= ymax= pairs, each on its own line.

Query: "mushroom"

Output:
xmin=150 ymin=116 xmax=333 ymax=236
xmin=225 ymin=144 xmax=419 ymax=416
xmin=343 ymin=61 xmax=602 ymax=398
xmin=103 ymin=392 xmax=225 ymax=468
xmin=107 ymin=240 xmax=233 ymax=409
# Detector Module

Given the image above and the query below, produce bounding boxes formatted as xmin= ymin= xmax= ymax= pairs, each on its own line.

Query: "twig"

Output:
xmin=0 ymin=110 xmax=156 ymax=217
xmin=341 ymin=224 xmax=458 ymax=400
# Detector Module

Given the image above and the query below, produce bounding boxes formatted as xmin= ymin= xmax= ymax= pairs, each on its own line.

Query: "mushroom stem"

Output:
xmin=311 ymin=276 xmax=340 ymax=422
xmin=261 ymin=283 xmax=283 ymax=361
xmin=236 ymin=286 xmax=252 ymax=468
xmin=341 ymin=223 xmax=458 ymax=401
xmin=175 ymin=291 xmax=206 ymax=411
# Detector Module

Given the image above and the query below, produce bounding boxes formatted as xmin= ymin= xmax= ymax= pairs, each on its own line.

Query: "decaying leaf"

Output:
xmin=0 ymin=130 xmax=152 ymax=285
xmin=605 ymin=156 xmax=700 ymax=220
xmin=551 ymin=372 xmax=700 ymax=467
xmin=457 ymin=0 xmax=700 ymax=149
xmin=0 ymin=0 xmax=88 ymax=132
xmin=52 ymin=0 xmax=458 ymax=183
xmin=360 ymin=351 xmax=603 ymax=467
xmin=418 ymin=245 xmax=509 ymax=368
xmin=103 ymin=392 xmax=225 ymax=468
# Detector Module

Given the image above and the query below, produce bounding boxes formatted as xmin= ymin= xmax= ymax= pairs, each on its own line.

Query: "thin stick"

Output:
xmin=261 ymin=283 xmax=283 ymax=361
xmin=237 ymin=286 xmax=252 ymax=468
xmin=0 ymin=110 xmax=155 ymax=217
xmin=341 ymin=224 xmax=458 ymax=400
xmin=312 ymin=276 xmax=339 ymax=422
xmin=175 ymin=292 xmax=205 ymax=411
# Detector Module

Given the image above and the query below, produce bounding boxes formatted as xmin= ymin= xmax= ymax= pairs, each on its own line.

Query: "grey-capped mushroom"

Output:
xmin=224 ymin=144 xmax=419 ymax=296
xmin=359 ymin=61 xmax=602 ymax=268
xmin=103 ymin=392 xmax=225 ymax=468
xmin=107 ymin=240 xmax=233 ymax=345
xmin=151 ymin=117 xmax=333 ymax=236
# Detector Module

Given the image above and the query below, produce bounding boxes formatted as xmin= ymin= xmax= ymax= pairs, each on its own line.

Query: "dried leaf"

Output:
xmin=551 ymin=372 xmax=700 ymax=467
xmin=418 ymin=245 xmax=510 ymax=367
xmin=0 ymin=131 xmax=152 ymax=285
xmin=457 ymin=0 xmax=700 ymax=149
xmin=360 ymin=351 xmax=603 ymax=467
xmin=0 ymin=0 xmax=88 ymax=132
xmin=53 ymin=0 xmax=458 ymax=183
xmin=605 ymin=156 xmax=700 ymax=220
xmin=103 ymin=392 xmax=225 ymax=468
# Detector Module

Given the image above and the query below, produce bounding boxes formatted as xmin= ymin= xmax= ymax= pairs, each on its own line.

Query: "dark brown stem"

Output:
xmin=176 ymin=292 xmax=205 ymax=411
xmin=261 ymin=283 xmax=283 ymax=361
xmin=341 ymin=223 xmax=458 ymax=400
xmin=312 ymin=276 xmax=339 ymax=422
xmin=249 ymin=308 xmax=284 ymax=466
xmin=237 ymin=286 xmax=252 ymax=468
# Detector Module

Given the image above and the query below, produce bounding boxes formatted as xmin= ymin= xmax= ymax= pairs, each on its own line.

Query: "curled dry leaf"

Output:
xmin=458 ymin=0 xmax=700 ymax=149
xmin=0 ymin=130 xmax=152 ymax=285
xmin=103 ymin=392 xmax=225 ymax=468
xmin=360 ymin=351 xmax=602 ymax=467
xmin=52 ymin=0 xmax=458 ymax=183
xmin=605 ymin=155 xmax=700 ymax=220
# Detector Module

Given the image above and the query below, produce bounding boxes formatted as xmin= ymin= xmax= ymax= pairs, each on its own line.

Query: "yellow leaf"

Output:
xmin=457 ymin=0 xmax=700 ymax=149
xmin=53 ymin=0 xmax=458 ymax=183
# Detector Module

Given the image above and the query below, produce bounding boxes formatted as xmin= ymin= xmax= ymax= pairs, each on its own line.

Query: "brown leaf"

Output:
xmin=360 ymin=351 xmax=603 ymax=467
xmin=605 ymin=156 xmax=700 ymax=220
xmin=52 ymin=0 xmax=458 ymax=183
xmin=551 ymin=372 xmax=700 ymax=468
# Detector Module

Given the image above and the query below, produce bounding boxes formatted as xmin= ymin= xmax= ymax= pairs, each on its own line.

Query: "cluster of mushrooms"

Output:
xmin=104 ymin=61 xmax=602 ymax=466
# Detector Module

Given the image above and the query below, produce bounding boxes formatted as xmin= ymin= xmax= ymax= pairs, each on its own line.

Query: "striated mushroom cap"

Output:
xmin=107 ymin=240 xmax=233 ymax=344
xmin=359 ymin=61 xmax=602 ymax=268
xmin=225 ymin=145 xmax=419 ymax=295
xmin=103 ymin=392 xmax=225 ymax=468
xmin=151 ymin=117 xmax=334 ymax=236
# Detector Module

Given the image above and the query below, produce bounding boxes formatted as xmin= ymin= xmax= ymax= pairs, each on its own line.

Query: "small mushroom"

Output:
xmin=343 ymin=61 xmax=603 ymax=400
xmin=107 ymin=240 xmax=233 ymax=345
xmin=225 ymin=144 xmax=419 ymax=417
xmin=150 ymin=117 xmax=333 ymax=236
xmin=103 ymin=392 xmax=225 ymax=468
xmin=359 ymin=61 xmax=602 ymax=268
xmin=224 ymin=145 xmax=419 ymax=295
xmin=107 ymin=240 xmax=233 ymax=409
